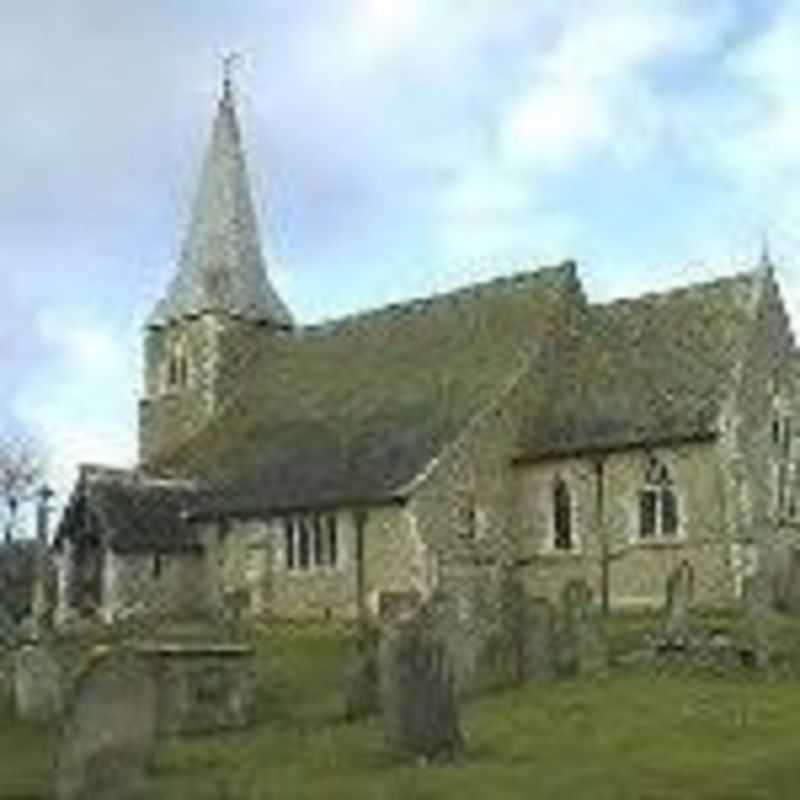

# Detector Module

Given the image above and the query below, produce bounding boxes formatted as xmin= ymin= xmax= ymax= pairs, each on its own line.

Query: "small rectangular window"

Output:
xmin=285 ymin=519 xmax=295 ymax=570
xmin=313 ymin=516 xmax=325 ymax=566
xmin=153 ymin=553 xmax=163 ymax=579
xmin=327 ymin=515 xmax=338 ymax=566
xmin=639 ymin=490 xmax=657 ymax=538
xmin=298 ymin=519 xmax=310 ymax=569
xmin=783 ymin=417 xmax=792 ymax=459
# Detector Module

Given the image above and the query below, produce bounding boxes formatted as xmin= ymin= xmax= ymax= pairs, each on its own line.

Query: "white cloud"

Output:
xmin=12 ymin=312 xmax=137 ymax=506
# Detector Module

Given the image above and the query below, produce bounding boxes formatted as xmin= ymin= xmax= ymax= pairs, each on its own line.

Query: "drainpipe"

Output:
xmin=594 ymin=457 xmax=610 ymax=615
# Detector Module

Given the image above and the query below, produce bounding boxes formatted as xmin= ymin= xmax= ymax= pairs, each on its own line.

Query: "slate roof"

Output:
xmin=515 ymin=268 xmax=766 ymax=461
xmin=55 ymin=466 xmax=205 ymax=554
xmin=147 ymin=80 xmax=293 ymax=329
xmin=156 ymin=262 xmax=583 ymax=516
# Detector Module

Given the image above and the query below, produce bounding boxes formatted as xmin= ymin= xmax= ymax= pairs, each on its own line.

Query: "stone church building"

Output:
xmin=54 ymin=75 xmax=800 ymax=628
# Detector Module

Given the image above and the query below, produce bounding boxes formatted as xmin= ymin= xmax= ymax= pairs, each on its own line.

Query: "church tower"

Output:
xmin=138 ymin=69 xmax=293 ymax=464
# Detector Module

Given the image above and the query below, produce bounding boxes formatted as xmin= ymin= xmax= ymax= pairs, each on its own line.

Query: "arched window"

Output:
xmin=165 ymin=336 xmax=189 ymax=391
xmin=553 ymin=477 xmax=573 ymax=551
xmin=639 ymin=456 xmax=679 ymax=539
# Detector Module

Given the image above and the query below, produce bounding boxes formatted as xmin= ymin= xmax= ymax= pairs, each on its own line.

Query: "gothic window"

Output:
xmin=553 ymin=477 xmax=573 ymax=551
xmin=639 ymin=456 xmax=679 ymax=539
xmin=284 ymin=519 xmax=295 ymax=570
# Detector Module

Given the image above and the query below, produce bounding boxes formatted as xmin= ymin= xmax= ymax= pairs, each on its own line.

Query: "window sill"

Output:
xmin=631 ymin=537 xmax=686 ymax=549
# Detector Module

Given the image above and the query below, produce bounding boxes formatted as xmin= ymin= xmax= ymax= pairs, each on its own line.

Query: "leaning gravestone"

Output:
xmin=558 ymin=579 xmax=608 ymax=678
xmin=379 ymin=606 xmax=463 ymax=763
xmin=54 ymin=647 xmax=158 ymax=800
xmin=343 ymin=623 xmax=380 ymax=721
xmin=662 ymin=561 xmax=694 ymax=650
xmin=14 ymin=642 xmax=65 ymax=723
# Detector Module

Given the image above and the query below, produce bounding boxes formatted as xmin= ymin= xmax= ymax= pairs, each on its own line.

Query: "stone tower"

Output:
xmin=138 ymin=71 xmax=292 ymax=464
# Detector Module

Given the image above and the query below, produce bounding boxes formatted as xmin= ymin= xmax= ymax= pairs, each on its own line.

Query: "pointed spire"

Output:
xmin=148 ymin=62 xmax=293 ymax=329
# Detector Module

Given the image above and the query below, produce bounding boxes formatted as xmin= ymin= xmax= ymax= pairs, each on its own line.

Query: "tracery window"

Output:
xmin=639 ymin=456 xmax=679 ymax=539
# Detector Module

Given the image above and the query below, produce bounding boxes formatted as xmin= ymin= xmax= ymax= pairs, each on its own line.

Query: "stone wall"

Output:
xmin=199 ymin=505 xmax=422 ymax=622
xmin=102 ymin=549 xmax=209 ymax=622
xmin=516 ymin=442 xmax=735 ymax=608
xmin=139 ymin=314 xmax=269 ymax=463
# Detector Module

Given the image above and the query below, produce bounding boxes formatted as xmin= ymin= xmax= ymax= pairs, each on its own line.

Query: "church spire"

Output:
xmin=147 ymin=65 xmax=293 ymax=329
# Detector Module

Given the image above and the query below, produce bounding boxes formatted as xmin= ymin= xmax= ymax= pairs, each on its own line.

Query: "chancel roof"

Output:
xmin=516 ymin=268 xmax=768 ymax=461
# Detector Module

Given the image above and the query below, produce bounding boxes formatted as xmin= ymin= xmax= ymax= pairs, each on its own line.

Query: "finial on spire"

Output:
xmin=221 ymin=52 xmax=242 ymax=102
xmin=759 ymin=229 xmax=773 ymax=269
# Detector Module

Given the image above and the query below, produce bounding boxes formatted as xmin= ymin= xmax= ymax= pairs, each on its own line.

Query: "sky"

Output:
xmin=3 ymin=0 xmax=800 ymax=519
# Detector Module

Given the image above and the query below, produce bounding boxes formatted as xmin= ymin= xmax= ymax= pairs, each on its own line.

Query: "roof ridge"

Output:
xmin=299 ymin=260 xmax=577 ymax=337
xmin=592 ymin=267 xmax=762 ymax=313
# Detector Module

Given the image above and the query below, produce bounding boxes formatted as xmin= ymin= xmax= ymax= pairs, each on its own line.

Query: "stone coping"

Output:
xmin=131 ymin=642 xmax=254 ymax=657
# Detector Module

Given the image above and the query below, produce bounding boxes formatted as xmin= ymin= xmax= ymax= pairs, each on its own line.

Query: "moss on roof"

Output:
xmin=517 ymin=269 xmax=764 ymax=460
xmin=56 ymin=467 xmax=204 ymax=554
xmin=157 ymin=262 xmax=583 ymax=513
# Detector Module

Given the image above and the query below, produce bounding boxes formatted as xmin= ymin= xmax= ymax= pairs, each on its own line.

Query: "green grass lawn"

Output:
xmin=4 ymin=624 xmax=800 ymax=799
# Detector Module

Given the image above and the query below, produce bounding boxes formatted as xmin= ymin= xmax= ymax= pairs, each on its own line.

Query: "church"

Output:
xmin=53 ymin=73 xmax=800 ymax=629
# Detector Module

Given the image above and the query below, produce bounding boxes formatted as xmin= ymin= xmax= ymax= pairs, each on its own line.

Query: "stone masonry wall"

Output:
xmin=516 ymin=442 xmax=735 ymax=608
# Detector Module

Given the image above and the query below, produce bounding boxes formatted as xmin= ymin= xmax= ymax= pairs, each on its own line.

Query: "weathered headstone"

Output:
xmin=521 ymin=597 xmax=557 ymax=682
xmin=379 ymin=606 xmax=463 ymax=763
xmin=744 ymin=569 xmax=781 ymax=670
xmin=558 ymin=579 xmax=608 ymax=678
xmin=137 ymin=642 xmax=256 ymax=734
xmin=14 ymin=642 xmax=65 ymax=722
xmin=343 ymin=623 xmax=380 ymax=721
xmin=54 ymin=647 xmax=158 ymax=800
xmin=662 ymin=561 xmax=694 ymax=649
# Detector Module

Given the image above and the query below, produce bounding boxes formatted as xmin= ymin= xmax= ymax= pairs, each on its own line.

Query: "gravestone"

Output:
xmin=54 ymin=647 xmax=158 ymax=800
xmin=343 ymin=623 xmax=380 ymax=721
xmin=136 ymin=642 xmax=256 ymax=734
xmin=14 ymin=642 xmax=65 ymax=722
xmin=744 ymin=569 xmax=781 ymax=670
xmin=379 ymin=605 xmax=463 ymax=763
xmin=662 ymin=561 xmax=694 ymax=649
xmin=521 ymin=597 xmax=557 ymax=682
xmin=558 ymin=579 xmax=608 ymax=678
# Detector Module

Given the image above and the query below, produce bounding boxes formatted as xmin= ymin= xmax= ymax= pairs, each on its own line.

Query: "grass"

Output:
xmin=4 ymin=622 xmax=800 ymax=798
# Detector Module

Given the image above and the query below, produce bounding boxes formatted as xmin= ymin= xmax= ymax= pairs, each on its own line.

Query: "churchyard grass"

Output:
xmin=4 ymin=623 xmax=800 ymax=798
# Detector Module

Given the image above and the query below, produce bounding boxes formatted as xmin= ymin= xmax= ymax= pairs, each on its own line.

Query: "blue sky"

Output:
xmin=3 ymin=0 xmax=800 ymax=509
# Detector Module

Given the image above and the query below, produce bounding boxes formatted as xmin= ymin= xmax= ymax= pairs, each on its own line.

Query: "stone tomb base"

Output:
xmin=135 ymin=642 xmax=256 ymax=735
